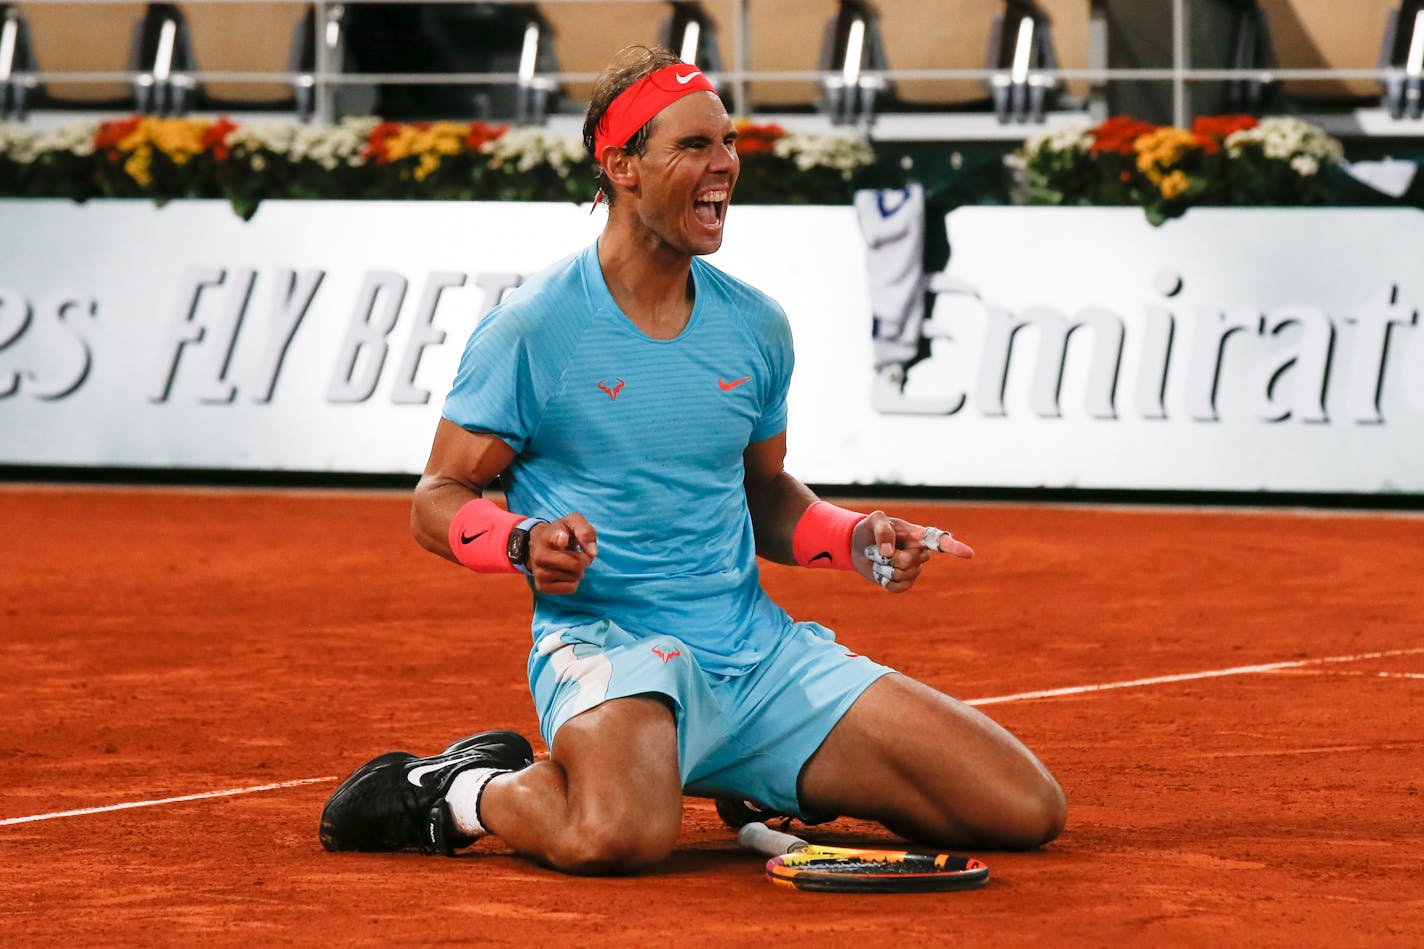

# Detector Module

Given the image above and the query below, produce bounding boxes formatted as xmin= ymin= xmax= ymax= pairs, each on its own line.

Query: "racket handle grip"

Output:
xmin=737 ymin=821 xmax=808 ymax=856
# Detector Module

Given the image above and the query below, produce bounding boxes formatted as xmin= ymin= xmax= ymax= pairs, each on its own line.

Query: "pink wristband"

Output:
xmin=448 ymin=497 xmax=525 ymax=574
xmin=791 ymin=501 xmax=865 ymax=570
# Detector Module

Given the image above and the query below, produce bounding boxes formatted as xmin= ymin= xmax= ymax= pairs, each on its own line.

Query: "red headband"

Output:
xmin=593 ymin=64 xmax=718 ymax=157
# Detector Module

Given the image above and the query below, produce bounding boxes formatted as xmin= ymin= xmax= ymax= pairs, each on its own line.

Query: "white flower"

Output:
xmin=481 ymin=129 xmax=583 ymax=176
xmin=1225 ymin=117 xmax=1342 ymax=165
xmin=1023 ymin=124 xmax=1093 ymax=158
xmin=34 ymin=122 xmax=97 ymax=158
xmin=1291 ymin=154 xmax=1319 ymax=177
xmin=772 ymin=131 xmax=872 ymax=178
xmin=230 ymin=116 xmax=376 ymax=168
xmin=1 ymin=122 xmax=98 ymax=164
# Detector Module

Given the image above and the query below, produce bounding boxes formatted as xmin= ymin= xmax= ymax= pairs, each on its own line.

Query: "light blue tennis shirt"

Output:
xmin=442 ymin=242 xmax=797 ymax=676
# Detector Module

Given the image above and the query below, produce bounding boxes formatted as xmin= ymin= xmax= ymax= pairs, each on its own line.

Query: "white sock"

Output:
xmin=446 ymin=767 xmax=510 ymax=838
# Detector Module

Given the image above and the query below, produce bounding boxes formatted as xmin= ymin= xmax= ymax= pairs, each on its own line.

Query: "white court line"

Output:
xmin=6 ymin=646 xmax=1424 ymax=827
xmin=965 ymin=647 xmax=1424 ymax=706
xmin=1268 ymin=668 xmax=1424 ymax=681
xmin=0 ymin=776 xmax=336 ymax=826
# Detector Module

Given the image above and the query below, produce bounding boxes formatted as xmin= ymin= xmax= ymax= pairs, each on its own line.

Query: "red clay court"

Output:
xmin=2 ymin=485 xmax=1421 ymax=946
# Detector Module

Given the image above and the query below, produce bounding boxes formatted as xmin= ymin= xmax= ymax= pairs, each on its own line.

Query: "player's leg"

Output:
xmin=476 ymin=694 xmax=683 ymax=874
xmin=798 ymin=673 xmax=1066 ymax=849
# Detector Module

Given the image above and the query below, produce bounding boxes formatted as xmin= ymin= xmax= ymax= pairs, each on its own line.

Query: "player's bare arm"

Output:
xmin=742 ymin=431 xmax=818 ymax=563
xmin=413 ymin=418 xmax=596 ymax=594
xmin=743 ymin=432 xmax=971 ymax=593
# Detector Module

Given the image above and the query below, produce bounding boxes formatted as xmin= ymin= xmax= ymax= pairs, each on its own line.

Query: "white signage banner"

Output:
xmin=835 ymin=206 xmax=1424 ymax=494
xmin=0 ymin=199 xmax=862 ymax=475
xmin=0 ymin=199 xmax=1420 ymax=495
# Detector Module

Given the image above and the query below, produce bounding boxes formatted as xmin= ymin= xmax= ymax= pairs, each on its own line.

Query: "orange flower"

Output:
xmin=733 ymin=119 xmax=786 ymax=155
xmin=364 ymin=121 xmax=404 ymax=162
xmin=1159 ymin=170 xmax=1190 ymax=199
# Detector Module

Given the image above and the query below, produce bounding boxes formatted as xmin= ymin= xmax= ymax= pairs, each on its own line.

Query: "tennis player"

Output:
xmin=320 ymin=46 xmax=1066 ymax=872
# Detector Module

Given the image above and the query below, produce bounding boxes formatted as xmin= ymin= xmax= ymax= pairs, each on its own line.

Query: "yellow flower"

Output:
xmin=414 ymin=153 xmax=441 ymax=181
xmin=1159 ymin=170 xmax=1189 ymax=200
xmin=111 ymin=117 xmax=214 ymax=184
xmin=424 ymin=122 xmax=467 ymax=155
xmin=380 ymin=125 xmax=420 ymax=163
xmin=123 ymin=148 xmax=152 ymax=186
xmin=150 ymin=118 xmax=205 ymax=164
xmin=1134 ymin=127 xmax=1199 ymax=183
xmin=405 ymin=122 xmax=468 ymax=179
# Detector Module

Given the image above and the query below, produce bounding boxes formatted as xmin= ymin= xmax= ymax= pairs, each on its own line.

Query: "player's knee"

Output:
xmin=1015 ymin=776 xmax=1067 ymax=847
xmin=987 ymin=774 xmax=1067 ymax=849
xmin=915 ymin=774 xmax=1066 ymax=850
xmin=548 ymin=825 xmax=676 ymax=875
xmin=548 ymin=812 xmax=679 ymax=875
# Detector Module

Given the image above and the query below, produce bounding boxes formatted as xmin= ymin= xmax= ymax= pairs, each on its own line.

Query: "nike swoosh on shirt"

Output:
xmin=675 ymin=70 xmax=702 ymax=84
xmin=719 ymin=376 xmax=750 ymax=391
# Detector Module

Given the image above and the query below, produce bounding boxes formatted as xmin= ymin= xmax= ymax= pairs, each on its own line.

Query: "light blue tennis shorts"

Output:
xmin=527 ymin=619 xmax=895 ymax=817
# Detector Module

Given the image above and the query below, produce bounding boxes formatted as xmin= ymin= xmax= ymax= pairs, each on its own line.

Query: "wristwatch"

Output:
xmin=507 ymin=517 xmax=545 ymax=575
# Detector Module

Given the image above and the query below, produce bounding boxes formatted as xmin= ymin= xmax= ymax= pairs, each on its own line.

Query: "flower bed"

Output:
xmin=1012 ymin=114 xmax=1347 ymax=225
xmin=0 ymin=115 xmax=872 ymax=219
xmin=0 ymin=111 xmax=1380 ymax=224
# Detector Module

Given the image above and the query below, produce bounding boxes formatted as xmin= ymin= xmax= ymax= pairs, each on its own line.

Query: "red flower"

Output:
xmin=466 ymin=121 xmax=507 ymax=150
xmin=93 ymin=116 xmax=141 ymax=154
xmin=1090 ymin=115 xmax=1157 ymax=155
xmin=1192 ymin=113 xmax=1258 ymax=141
xmin=202 ymin=117 xmax=238 ymax=160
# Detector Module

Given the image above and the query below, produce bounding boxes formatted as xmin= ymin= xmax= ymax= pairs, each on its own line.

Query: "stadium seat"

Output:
xmin=539 ymin=2 xmax=730 ymax=109
xmin=876 ymin=1 xmax=1086 ymax=118
xmin=1257 ymin=0 xmax=1396 ymax=106
xmin=178 ymin=2 xmax=311 ymax=110
xmin=875 ymin=0 xmax=1004 ymax=108
xmin=539 ymin=1 xmax=668 ymax=103
xmin=747 ymin=0 xmax=837 ymax=110
xmin=1034 ymin=0 xmax=1091 ymax=100
xmin=16 ymin=1 xmax=146 ymax=107
xmin=662 ymin=1 xmax=732 ymax=73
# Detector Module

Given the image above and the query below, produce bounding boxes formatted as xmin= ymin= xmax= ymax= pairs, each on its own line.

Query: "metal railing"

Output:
xmin=3 ymin=0 xmax=1423 ymax=130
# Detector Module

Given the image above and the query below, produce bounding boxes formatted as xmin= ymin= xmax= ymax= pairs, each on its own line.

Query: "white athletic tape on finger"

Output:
xmin=863 ymin=546 xmax=895 ymax=587
xmin=922 ymin=526 xmax=948 ymax=552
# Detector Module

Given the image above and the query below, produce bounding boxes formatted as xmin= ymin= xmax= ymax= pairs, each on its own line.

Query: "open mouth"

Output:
xmin=693 ymin=189 xmax=728 ymax=229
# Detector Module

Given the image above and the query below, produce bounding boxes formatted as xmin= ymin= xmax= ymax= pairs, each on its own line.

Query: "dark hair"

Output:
xmin=582 ymin=45 xmax=684 ymax=206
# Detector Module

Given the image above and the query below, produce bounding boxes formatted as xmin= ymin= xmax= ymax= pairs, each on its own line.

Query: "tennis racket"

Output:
xmin=737 ymin=821 xmax=989 ymax=893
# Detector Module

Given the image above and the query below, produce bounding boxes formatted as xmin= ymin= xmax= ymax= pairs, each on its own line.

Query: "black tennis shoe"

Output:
xmin=319 ymin=729 xmax=534 ymax=855
xmin=715 ymin=796 xmax=836 ymax=831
